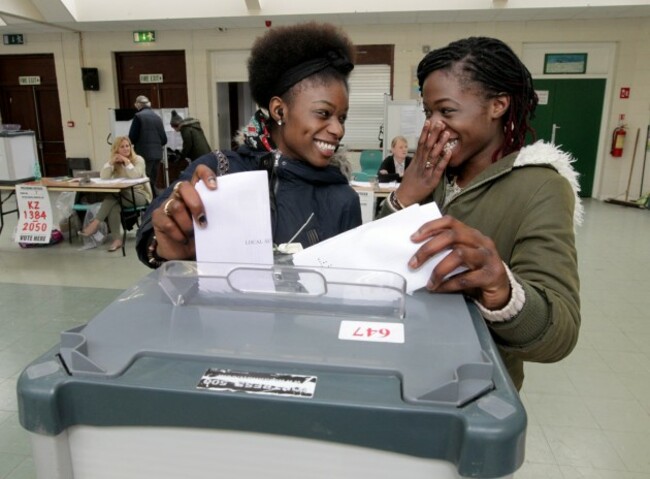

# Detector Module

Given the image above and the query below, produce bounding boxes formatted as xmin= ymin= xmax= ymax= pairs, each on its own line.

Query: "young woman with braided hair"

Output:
xmin=136 ymin=22 xmax=361 ymax=266
xmin=379 ymin=37 xmax=582 ymax=389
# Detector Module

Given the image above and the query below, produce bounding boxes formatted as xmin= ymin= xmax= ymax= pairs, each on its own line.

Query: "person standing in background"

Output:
xmin=128 ymin=95 xmax=167 ymax=195
xmin=169 ymin=110 xmax=212 ymax=161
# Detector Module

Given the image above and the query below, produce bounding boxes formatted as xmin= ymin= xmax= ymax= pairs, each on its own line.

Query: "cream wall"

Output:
xmin=1 ymin=17 xmax=648 ymax=199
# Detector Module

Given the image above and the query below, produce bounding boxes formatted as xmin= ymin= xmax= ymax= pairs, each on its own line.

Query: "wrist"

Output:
xmin=146 ymin=235 xmax=168 ymax=268
xmin=387 ymin=190 xmax=406 ymax=211
xmin=473 ymin=264 xmax=525 ymax=323
xmin=394 ymin=189 xmax=417 ymax=208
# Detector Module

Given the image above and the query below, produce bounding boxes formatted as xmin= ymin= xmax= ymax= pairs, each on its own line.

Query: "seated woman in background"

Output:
xmin=378 ymin=135 xmax=412 ymax=181
xmin=80 ymin=136 xmax=152 ymax=252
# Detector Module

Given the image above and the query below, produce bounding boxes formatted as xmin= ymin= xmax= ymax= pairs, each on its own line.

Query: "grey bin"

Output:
xmin=18 ymin=261 xmax=526 ymax=479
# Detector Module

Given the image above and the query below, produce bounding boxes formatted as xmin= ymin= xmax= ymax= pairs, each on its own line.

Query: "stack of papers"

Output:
xmin=293 ymin=202 xmax=455 ymax=294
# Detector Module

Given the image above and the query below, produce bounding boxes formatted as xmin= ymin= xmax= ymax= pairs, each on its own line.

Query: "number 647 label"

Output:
xmin=338 ymin=321 xmax=404 ymax=344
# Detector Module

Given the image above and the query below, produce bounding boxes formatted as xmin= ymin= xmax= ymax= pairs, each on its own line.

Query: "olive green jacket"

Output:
xmin=378 ymin=141 xmax=582 ymax=390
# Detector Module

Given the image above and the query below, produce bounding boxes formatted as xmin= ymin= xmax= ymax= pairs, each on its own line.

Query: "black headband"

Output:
xmin=273 ymin=49 xmax=354 ymax=98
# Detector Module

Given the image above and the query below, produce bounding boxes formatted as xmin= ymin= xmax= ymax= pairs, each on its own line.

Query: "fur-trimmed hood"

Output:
xmin=178 ymin=118 xmax=203 ymax=129
xmin=514 ymin=141 xmax=584 ymax=227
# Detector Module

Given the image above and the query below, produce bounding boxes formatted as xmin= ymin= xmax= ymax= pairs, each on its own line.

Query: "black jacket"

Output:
xmin=128 ymin=107 xmax=167 ymax=162
xmin=136 ymin=146 xmax=362 ymax=266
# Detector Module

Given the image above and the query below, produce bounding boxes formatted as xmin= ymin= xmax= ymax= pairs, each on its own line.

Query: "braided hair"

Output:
xmin=248 ymin=22 xmax=355 ymax=109
xmin=417 ymin=37 xmax=538 ymax=160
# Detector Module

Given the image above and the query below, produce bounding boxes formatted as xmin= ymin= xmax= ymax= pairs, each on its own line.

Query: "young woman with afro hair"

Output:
xmin=136 ymin=22 xmax=362 ymax=266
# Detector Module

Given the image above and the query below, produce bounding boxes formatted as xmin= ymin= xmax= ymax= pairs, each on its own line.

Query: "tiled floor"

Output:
xmin=0 ymin=197 xmax=649 ymax=478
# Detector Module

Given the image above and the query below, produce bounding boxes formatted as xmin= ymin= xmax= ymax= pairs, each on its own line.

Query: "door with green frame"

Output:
xmin=529 ymin=79 xmax=606 ymax=197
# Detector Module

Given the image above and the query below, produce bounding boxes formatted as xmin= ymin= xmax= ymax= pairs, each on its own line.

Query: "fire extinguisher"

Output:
xmin=610 ymin=126 xmax=626 ymax=157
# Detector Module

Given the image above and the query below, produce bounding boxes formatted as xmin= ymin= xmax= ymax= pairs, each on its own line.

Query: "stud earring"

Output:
xmin=277 ymin=120 xmax=283 ymax=126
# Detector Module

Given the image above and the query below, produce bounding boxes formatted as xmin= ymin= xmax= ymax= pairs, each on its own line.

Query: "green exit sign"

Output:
xmin=133 ymin=31 xmax=156 ymax=43
xmin=3 ymin=34 xmax=25 ymax=45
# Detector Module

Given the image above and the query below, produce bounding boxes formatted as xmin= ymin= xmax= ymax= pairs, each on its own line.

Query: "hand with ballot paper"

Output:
xmin=135 ymin=23 xmax=362 ymax=268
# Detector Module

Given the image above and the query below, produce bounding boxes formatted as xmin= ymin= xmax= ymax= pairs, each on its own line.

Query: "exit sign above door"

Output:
xmin=133 ymin=31 xmax=156 ymax=43
xmin=3 ymin=34 xmax=25 ymax=45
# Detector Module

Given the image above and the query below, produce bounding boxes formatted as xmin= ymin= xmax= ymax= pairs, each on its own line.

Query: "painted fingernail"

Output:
xmin=207 ymin=176 xmax=217 ymax=187
xmin=197 ymin=214 xmax=207 ymax=227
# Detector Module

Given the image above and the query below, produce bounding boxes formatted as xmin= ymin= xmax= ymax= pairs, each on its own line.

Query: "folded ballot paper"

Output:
xmin=194 ymin=171 xmax=273 ymax=265
xmin=293 ymin=202 xmax=458 ymax=294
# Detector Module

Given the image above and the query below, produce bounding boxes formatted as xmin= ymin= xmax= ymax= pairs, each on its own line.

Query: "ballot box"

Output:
xmin=17 ymin=261 xmax=526 ymax=479
xmin=0 ymin=131 xmax=37 ymax=184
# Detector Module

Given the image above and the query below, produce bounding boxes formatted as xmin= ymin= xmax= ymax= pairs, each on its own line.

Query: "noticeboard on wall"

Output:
xmin=108 ymin=108 xmax=188 ymax=150
xmin=382 ymin=96 xmax=426 ymax=159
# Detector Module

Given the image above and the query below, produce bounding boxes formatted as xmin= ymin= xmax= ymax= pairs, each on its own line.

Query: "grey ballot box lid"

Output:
xmin=18 ymin=262 xmax=526 ymax=478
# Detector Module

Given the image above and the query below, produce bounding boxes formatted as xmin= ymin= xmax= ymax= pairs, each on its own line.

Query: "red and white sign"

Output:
xmin=15 ymin=185 xmax=53 ymax=244
xmin=620 ymin=87 xmax=630 ymax=99
xmin=338 ymin=320 xmax=405 ymax=344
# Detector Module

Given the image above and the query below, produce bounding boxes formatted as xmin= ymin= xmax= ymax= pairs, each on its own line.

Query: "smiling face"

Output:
xmin=118 ymin=139 xmax=132 ymax=158
xmin=421 ymin=68 xmax=509 ymax=181
xmin=270 ymin=78 xmax=349 ymax=168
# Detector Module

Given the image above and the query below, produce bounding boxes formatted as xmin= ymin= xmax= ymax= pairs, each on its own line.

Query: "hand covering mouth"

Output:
xmin=443 ymin=139 xmax=459 ymax=154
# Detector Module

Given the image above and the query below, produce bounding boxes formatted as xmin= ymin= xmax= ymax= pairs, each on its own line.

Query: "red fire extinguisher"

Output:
xmin=610 ymin=126 xmax=626 ymax=157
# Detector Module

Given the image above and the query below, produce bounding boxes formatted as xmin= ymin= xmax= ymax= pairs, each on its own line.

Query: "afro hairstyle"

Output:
xmin=247 ymin=22 xmax=355 ymax=109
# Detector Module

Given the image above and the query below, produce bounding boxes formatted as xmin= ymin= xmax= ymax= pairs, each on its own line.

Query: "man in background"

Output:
xmin=128 ymin=95 xmax=167 ymax=195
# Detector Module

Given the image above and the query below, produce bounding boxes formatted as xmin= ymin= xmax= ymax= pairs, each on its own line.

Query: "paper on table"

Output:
xmin=292 ymin=202 xmax=455 ymax=294
xmin=194 ymin=170 xmax=273 ymax=265
xmin=89 ymin=178 xmax=146 ymax=185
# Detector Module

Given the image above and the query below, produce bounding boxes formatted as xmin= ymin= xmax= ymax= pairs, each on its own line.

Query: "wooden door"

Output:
xmin=115 ymin=51 xmax=188 ymax=109
xmin=0 ymin=54 xmax=66 ymax=176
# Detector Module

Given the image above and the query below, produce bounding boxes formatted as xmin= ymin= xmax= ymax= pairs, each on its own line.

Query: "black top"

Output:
xmin=136 ymin=148 xmax=362 ymax=267
xmin=377 ymin=155 xmax=412 ymax=182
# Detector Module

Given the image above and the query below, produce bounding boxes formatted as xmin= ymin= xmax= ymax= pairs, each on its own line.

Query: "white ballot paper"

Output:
xmin=292 ymin=202 xmax=458 ymax=294
xmin=194 ymin=171 xmax=273 ymax=265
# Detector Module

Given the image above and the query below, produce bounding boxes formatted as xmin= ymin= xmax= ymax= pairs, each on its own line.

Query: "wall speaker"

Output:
xmin=81 ymin=67 xmax=99 ymax=91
